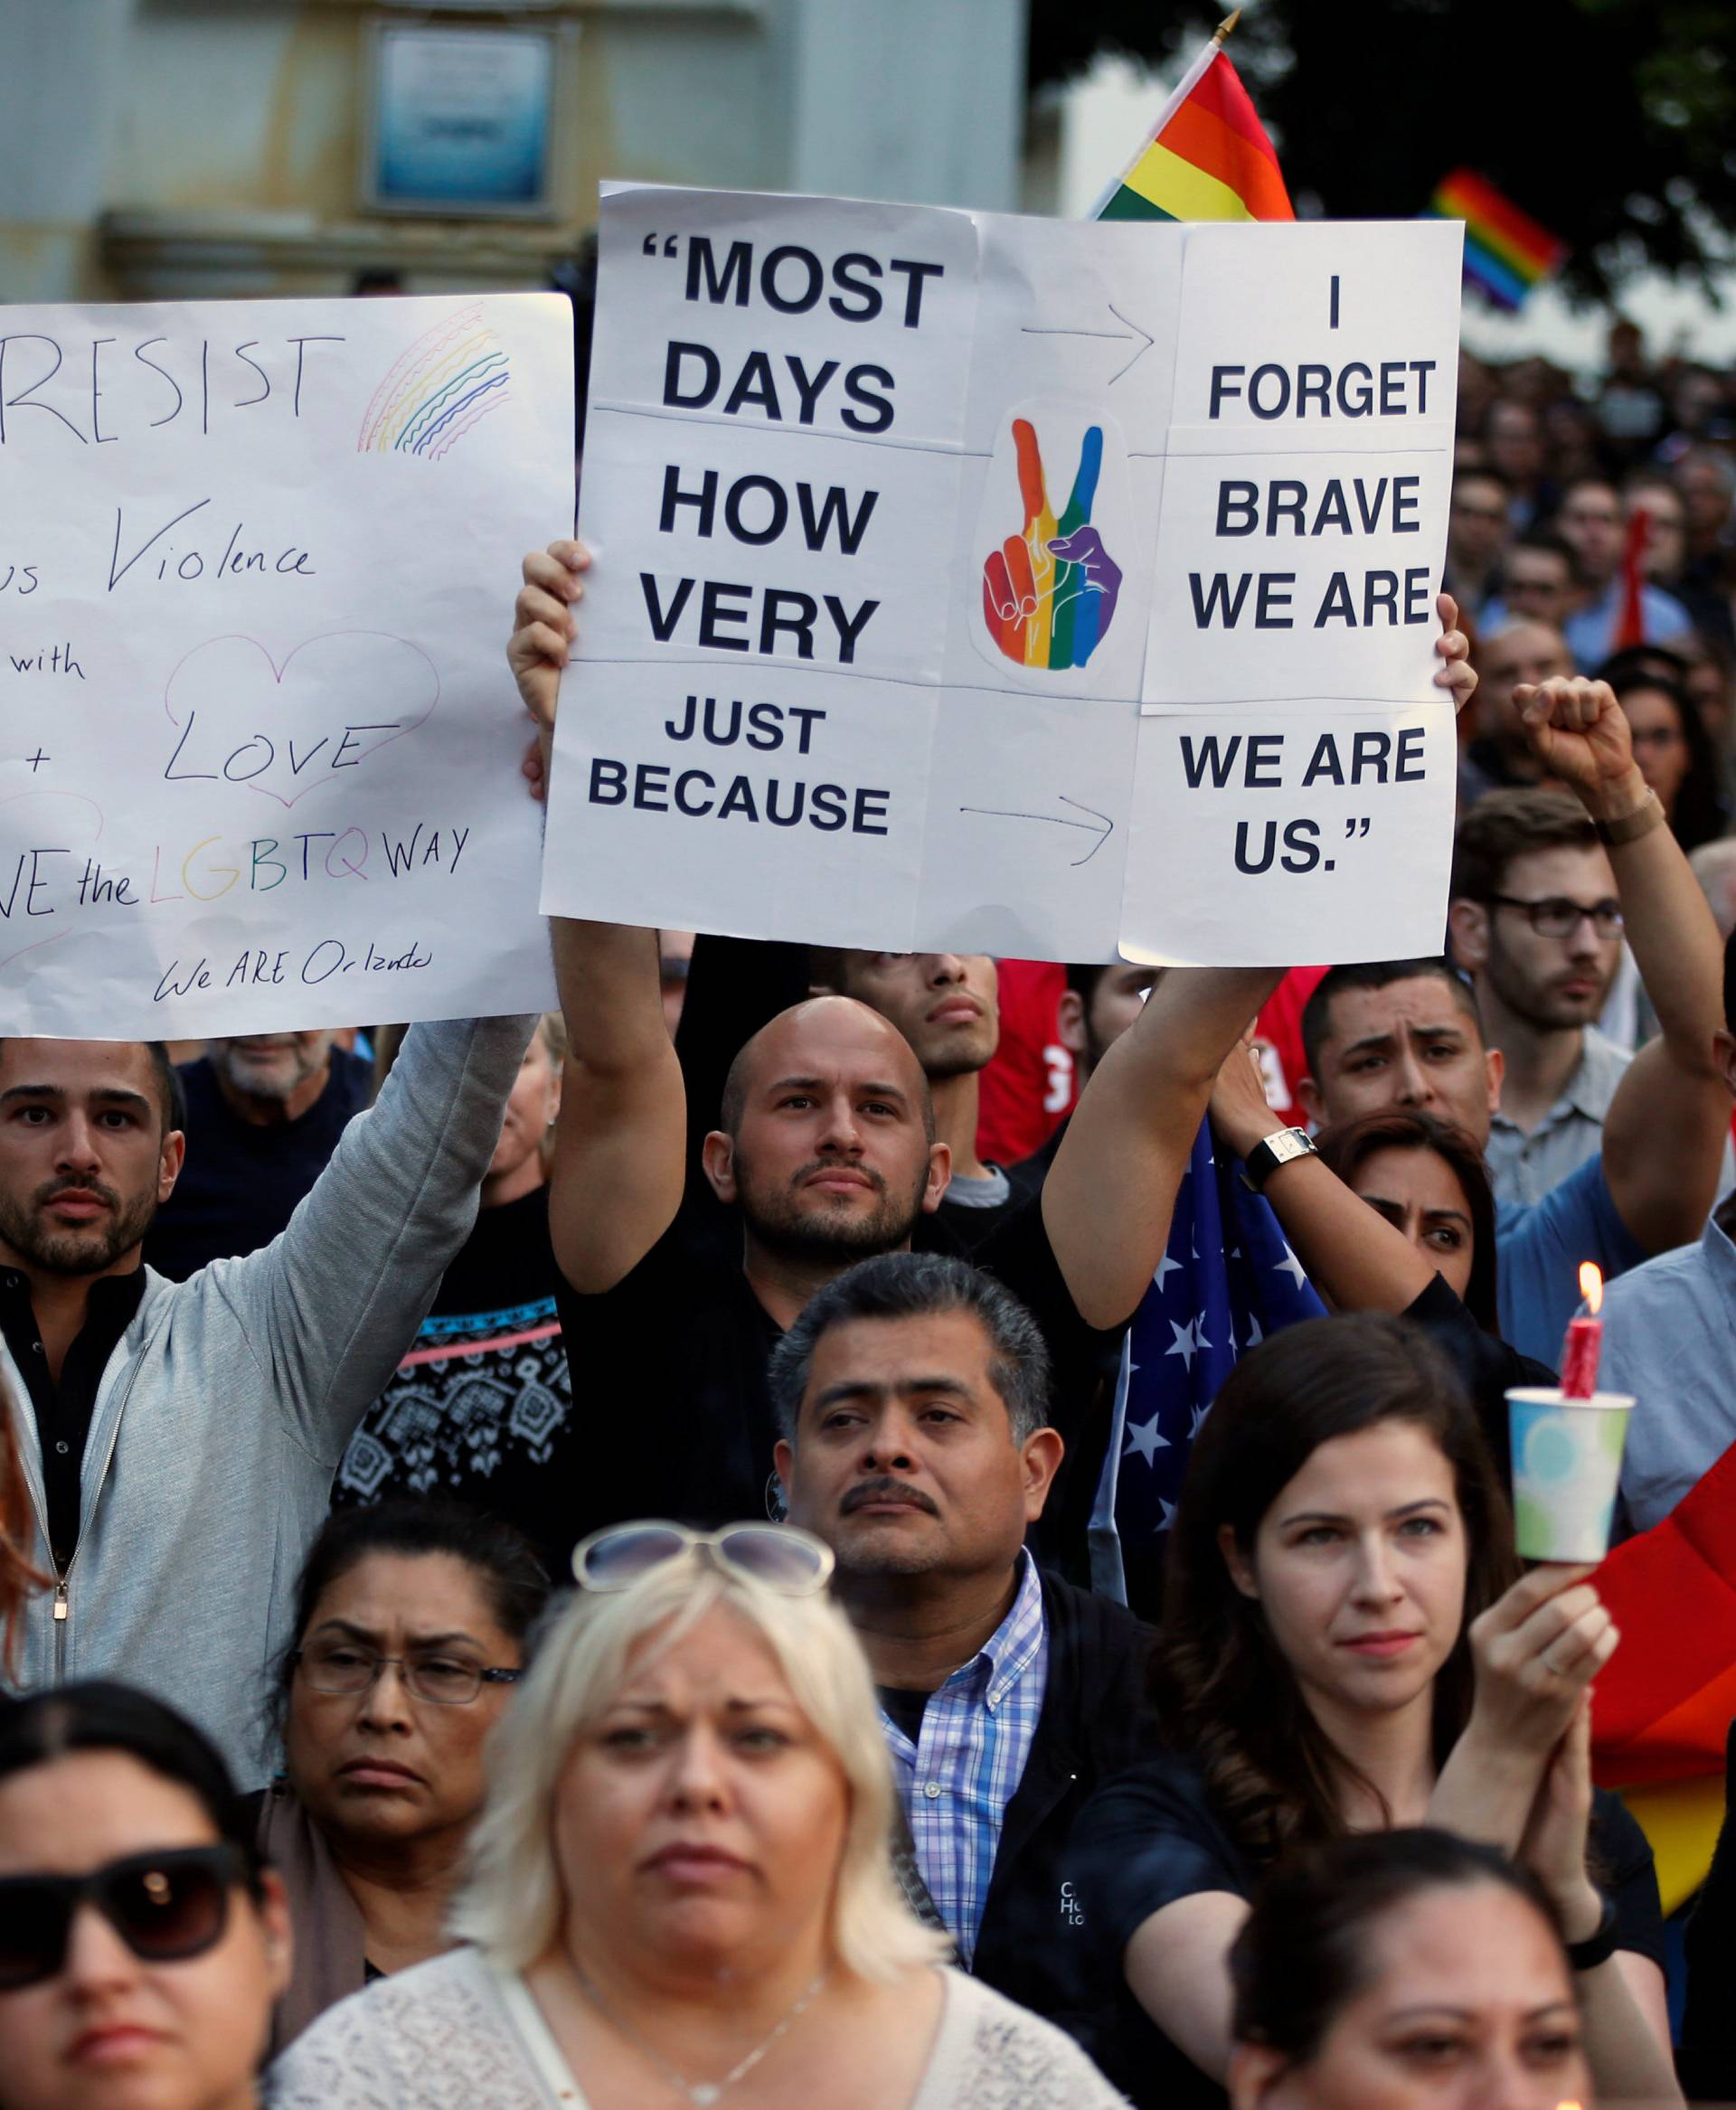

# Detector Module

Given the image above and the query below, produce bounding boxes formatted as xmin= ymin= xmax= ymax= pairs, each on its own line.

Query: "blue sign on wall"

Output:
xmin=367 ymin=23 xmax=557 ymax=216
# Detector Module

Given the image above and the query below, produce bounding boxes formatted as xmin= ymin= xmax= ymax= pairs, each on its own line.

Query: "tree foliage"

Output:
xmin=1027 ymin=0 xmax=1736 ymax=300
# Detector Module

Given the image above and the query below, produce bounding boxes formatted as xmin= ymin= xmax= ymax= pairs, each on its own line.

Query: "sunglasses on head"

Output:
xmin=571 ymin=1521 xmax=835 ymax=1596
xmin=0 ymin=1843 xmax=246 ymax=1992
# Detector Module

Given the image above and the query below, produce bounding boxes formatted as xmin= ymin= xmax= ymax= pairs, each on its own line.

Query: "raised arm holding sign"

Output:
xmin=510 ymin=537 xmax=687 ymax=1300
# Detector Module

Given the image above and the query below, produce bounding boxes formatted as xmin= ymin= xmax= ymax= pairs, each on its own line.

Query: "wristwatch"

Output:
xmin=1241 ymin=1126 xmax=1317 ymax=1193
xmin=1564 ymin=1895 xmax=1620 ymax=1973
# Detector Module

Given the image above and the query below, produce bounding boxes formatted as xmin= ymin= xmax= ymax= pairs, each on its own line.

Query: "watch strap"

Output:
xmin=1593 ymin=790 xmax=1665 ymax=847
xmin=1564 ymin=1894 xmax=1620 ymax=1972
xmin=1240 ymin=1126 xmax=1317 ymax=1194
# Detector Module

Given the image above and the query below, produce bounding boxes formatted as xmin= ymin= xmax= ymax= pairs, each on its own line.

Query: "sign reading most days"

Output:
xmin=542 ymin=187 xmax=1464 ymax=965
xmin=0 ymin=295 xmax=571 ymax=1036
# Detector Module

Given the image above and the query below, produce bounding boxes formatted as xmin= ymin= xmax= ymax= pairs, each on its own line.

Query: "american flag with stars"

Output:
xmin=1092 ymin=1119 xmax=1326 ymax=1604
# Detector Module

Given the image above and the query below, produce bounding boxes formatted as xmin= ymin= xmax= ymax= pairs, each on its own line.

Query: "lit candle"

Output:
xmin=1560 ymin=1262 xmax=1603 ymax=1399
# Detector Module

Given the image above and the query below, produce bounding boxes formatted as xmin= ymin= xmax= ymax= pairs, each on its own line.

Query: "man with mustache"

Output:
xmin=770 ymin=1249 xmax=1149 ymax=2063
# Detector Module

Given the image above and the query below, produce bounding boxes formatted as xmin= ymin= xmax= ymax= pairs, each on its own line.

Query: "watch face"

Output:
xmin=1270 ymin=1128 xmax=1312 ymax=1164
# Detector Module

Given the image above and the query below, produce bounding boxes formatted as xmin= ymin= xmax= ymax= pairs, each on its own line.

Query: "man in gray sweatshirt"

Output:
xmin=0 ymin=1013 xmax=534 ymax=1785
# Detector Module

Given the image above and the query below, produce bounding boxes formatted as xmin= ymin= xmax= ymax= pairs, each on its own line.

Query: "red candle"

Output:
xmin=1560 ymin=1263 xmax=1603 ymax=1399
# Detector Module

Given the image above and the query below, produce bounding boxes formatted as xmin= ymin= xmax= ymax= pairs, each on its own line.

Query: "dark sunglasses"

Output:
xmin=0 ymin=1843 xmax=247 ymax=1992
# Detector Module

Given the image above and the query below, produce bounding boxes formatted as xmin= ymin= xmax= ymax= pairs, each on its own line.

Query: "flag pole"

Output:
xmin=1086 ymin=17 xmax=1231 ymax=217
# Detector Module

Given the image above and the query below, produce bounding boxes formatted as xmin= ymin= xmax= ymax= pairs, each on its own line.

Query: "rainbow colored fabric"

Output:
xmin=1095 ymin=49 xmax=1293 ymax=224
xmin=1592 ymin=1431 xmax=1736 ymax=1909
xmin=1427 ymin=169 xmax=1565 ymax=312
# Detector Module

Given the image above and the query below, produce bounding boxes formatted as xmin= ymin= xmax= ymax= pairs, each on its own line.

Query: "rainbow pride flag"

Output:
xmin=1090 ymin=25 xmax=1292 ymax=224
xmin=1427 ymin=169 xmax=1565 ymax=311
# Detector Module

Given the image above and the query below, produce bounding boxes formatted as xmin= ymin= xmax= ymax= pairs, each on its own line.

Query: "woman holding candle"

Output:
xmin=1071 ymin=1313 xmax=1676 ymax=2110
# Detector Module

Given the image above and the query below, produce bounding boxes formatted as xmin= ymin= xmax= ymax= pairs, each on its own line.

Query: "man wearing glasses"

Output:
xmin=1448 ymin=788 xmax=1629 ymax=1208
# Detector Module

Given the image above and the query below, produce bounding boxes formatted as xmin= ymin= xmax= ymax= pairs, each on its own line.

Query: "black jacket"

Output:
xmin=969 ymin=1567 xmax=1156 ymax=2044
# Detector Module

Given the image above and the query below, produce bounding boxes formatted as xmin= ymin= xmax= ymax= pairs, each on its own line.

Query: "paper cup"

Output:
xmin=1507 ymin=1387 xmax=1634 ymax=1563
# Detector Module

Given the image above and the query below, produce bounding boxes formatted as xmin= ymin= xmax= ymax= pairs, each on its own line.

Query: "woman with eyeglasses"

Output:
xmin=1227 ymin=1829 xmax=1591 ymax=2110
xmin=249 ymin=1501 xmax=548 ymax=2054
xmin=0 ymin=1681 xmax=290 ymax=2110
xmin=1069 ymin=1314 xmax=1675 ymax=2110
xmin=271 ymin=1520 xmax=1124 ymax=2108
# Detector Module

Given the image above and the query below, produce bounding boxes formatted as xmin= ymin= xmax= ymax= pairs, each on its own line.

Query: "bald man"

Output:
xmin=545 ymin=992 xmax=960 ymax=1539
xmin=508 ymin=542 xmax=1274 ymax=1562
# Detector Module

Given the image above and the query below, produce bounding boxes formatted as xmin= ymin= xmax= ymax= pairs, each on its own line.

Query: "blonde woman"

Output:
xmin=269 ymin=1521 xmax=1122 ymax=2108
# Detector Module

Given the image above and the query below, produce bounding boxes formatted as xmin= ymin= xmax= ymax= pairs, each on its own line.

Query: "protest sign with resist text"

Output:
xmin=0 ymin=295 xmax=571 ymax=1036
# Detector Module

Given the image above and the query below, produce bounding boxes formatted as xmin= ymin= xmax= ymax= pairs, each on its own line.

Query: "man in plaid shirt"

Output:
xmin=771 ymin=1250 xmax=1152 ymax=2049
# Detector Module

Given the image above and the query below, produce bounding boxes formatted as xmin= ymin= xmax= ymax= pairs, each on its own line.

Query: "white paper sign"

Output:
xmin=541 ymin=186 xmax=1463 ymax=965
xmin=1120 ymin=705 xmax=1459 ymax=967
xmin=0 ymin=294 xmax=572 ymax=1037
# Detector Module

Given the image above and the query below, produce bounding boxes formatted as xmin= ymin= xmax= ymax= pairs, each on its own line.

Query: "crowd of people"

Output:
xmin=4 ymin=316 xmax=1736 ymax=2109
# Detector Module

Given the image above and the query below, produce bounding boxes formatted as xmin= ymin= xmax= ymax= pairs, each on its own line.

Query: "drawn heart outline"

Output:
xmin=162 ymin=630 xmax=441 ymax=812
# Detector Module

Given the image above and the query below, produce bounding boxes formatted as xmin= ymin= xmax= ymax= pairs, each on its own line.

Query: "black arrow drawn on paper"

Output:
xmin=957 ymin=794 xmax=1115 ymax=867
xmin=1019 ymin=302 xmax=1155 ymax=385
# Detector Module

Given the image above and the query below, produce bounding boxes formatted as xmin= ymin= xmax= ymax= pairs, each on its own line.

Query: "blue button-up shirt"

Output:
xmin=1486 ymin=1028 xmax=1631 ymax=1211
xmin=878 ymin=1550 xmax=1048 ymax=1966
xmin=1599 ymin=1198 xmax=1736 ymax=1532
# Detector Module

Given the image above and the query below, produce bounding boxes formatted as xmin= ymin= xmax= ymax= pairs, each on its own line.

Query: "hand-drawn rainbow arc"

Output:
xmin=356 ymin=303 xmax=514 ymax=459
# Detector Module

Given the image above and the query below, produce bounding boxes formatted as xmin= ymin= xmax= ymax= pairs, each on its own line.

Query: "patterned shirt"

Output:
xmin=334 ymin=1187 xmax=575 ymax=1578
xmin=878 ymin=1550 xmax=1048 ymax=1966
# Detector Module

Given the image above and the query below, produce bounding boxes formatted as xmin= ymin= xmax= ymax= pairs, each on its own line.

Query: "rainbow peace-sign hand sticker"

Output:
xmin=981 ymin=418 xmax=1123 ymax=670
